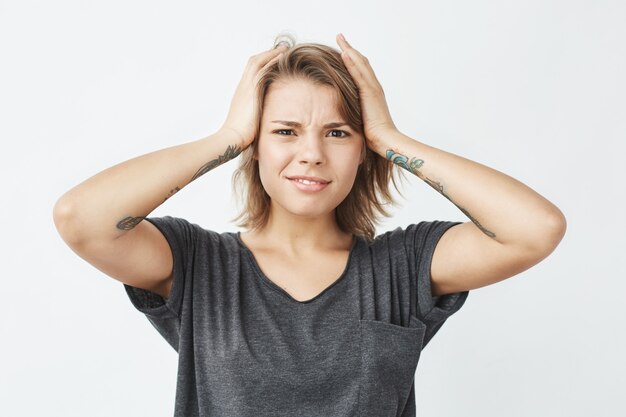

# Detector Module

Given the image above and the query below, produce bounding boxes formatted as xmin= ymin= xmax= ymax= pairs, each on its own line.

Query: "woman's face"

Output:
xmin=255 ymin=78 xmax=365 ymax=219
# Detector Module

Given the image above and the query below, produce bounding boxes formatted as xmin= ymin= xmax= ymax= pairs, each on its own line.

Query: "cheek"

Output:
xmin=257 ymin=146 xmax=291 ymax=192
xmin=339 ymin=166 xmax=360 ymax=191
xmin=340 ymin=145 xmax=364 ymax=173
xmin=330 ymin=157 xmax=360 ymax=195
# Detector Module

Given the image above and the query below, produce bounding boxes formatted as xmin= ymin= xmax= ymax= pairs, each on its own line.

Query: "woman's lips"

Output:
xmin=288 ymin=178 xmax=330 ymax=192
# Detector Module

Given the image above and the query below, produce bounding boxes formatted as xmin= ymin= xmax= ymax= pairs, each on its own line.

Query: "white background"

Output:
xmin=1 ymin=0 xmax=624 ymax=416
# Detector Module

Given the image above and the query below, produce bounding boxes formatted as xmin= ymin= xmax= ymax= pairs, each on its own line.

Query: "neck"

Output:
xmin=251 ymin=204 xmax=352 ymax=256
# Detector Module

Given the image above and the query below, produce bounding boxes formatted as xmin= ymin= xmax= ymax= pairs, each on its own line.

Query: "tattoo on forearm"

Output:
xmin=386 ymin=149 xmax=426 ymax=179
xmin=386 ymin=148 xmax=496 ymax=239
xmin=117 ymin=216 xmax=145 ymax=230
xmin=117 ymin=186 xmax=181 ymax=231
xmin=190 ymin=144 xmax=242 ymax=182
xmin=114 ymin=145 xmax=243 ymax=232
xmin=455 ymin=206 xmax=496 ymax=239
xmin=162 ymin=143 xmax=241 ymax=204
xmin=162 ymin=186 xmax=181 ymax=204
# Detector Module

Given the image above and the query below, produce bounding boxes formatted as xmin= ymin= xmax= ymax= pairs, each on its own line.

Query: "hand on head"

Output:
xmin=336 ymin=33 xmax=399 ymax=148
xmin=220 ymin=44 xmax=288 ymax=149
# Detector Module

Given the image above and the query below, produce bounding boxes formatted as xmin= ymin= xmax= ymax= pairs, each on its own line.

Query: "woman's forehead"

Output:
xmin=264 ymin=82 xmax=343 ymax=118
xmin=267 ymin=78 xmax=337 ymax=100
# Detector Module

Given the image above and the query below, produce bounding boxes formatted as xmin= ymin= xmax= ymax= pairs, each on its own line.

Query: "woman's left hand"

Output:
xmin=336 ymin=33 xmax=399 ymax=149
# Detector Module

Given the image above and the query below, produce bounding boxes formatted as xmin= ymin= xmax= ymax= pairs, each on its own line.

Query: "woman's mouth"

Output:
xmin=288 ymin=177 xmax=330 ymax=192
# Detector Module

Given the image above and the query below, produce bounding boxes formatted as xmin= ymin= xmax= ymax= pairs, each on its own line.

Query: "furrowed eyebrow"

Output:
xmin=271 ymin=120 xmax=349 ymax=129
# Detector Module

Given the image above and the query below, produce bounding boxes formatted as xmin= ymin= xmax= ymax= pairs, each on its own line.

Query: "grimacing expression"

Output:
xmin=255 ymin=78 xmax=365 ymax=219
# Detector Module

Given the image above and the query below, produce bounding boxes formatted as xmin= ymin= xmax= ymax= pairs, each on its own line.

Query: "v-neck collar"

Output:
xmin=232 ymin=231 xmax=359 ymax=304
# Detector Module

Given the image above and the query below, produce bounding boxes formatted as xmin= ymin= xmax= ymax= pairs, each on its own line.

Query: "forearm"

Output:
xmin=53 ymin=129 xmax=243 ymax=244
xmin=376 ymin=131 xmax=566 ymax=250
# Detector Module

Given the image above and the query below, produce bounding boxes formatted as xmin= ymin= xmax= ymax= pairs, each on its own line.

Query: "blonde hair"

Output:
xmin=230 ymin=33 xmax=409 ymax=242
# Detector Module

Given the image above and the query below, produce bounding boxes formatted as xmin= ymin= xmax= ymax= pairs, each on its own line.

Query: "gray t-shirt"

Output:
xmin=124 ymin=216 xmax=469 ymax=417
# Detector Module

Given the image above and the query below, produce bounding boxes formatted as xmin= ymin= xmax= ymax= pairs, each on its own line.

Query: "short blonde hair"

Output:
xmin=230 ymin=33 xmax=408 ymax=242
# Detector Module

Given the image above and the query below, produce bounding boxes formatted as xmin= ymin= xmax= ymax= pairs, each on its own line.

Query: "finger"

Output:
xmin=269 ymin=44 xmax=288 ymax=56
xmin=336 ymin=34 xmax=368 ymax=66
xmin=336 ymin=34 xmax=372 ymax=77
xmin=337 ymin=33 xmax=354 ymax=52
xmin=337 ymin=35 xmax=380 ymax=89
xmin=251 ymin=44 xmax=288 ymax=68
xmin=260 ymin=51 xmax=284 ymax=72
xmin=340 ymin=48 xmax=367 ymax=86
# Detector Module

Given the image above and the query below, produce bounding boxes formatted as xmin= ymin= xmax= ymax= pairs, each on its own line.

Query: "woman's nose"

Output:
xmin=297 ymin=135 xmax=326 ymax=165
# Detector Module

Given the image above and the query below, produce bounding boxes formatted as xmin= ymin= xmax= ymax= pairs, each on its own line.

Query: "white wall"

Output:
xmin=1 ymin=0 xmax=623 ymax=415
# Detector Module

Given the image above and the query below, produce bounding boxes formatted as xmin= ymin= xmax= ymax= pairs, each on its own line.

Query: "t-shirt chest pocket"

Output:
xmin=357 ymin=314 xmax=426 ymax=417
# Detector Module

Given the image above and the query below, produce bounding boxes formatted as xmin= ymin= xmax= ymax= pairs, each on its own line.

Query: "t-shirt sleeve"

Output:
xmin=404 ymin=220 xmax=469 ymax=348
xmin=123 ymin=215 xmax=199 ymax=351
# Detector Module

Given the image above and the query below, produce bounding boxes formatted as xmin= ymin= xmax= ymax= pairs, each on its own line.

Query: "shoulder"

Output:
xmin=367 ymin=221 xmax=457 ymax=247
xmin=146 ymin=215 xmax=237 ymax=250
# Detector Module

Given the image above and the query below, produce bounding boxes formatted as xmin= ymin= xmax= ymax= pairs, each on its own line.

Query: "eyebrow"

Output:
xmin=271 ymin=120 xmax=350 ymax=129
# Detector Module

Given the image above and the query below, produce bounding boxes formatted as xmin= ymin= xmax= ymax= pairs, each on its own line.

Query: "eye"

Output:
xmin=273 ymin=129 xmax=293 ymax=135
xmin=271 ymin=129 xmax=351 ymax=138
xmin=329 ymin=129 xmax=350 ymax=138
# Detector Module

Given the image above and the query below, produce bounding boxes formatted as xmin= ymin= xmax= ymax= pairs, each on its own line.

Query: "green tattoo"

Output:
xmin=386 ymin=148 xmax=496 ymax=239
xmin=386 ymin=149 xmax=425 ymax=176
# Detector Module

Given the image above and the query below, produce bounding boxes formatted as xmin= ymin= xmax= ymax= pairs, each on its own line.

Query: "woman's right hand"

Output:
xmin=219 ymin=44 xmax=288 ymax=150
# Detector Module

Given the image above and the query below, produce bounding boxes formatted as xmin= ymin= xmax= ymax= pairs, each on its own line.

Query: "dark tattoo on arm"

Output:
xmin=190 ymin=144 xmax=242 ymax=182
xmin=116 ymin=187 xmax=179 ymax=231
xmin=386 ymin=148 xmax=496 ymax=239
xmin=161 ymin=186 xmax=181 ymax=204
xmin=117 ymin=216 xmax=145 ymax=230
xmin=115 ymin=144 xmax=242 ymax=232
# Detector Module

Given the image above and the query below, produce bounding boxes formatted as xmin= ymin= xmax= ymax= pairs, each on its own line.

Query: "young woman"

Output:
xmin=53 ymin=33 xmax=566 ymax=417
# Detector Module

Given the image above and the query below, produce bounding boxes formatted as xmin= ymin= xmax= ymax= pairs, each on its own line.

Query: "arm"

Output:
xmin=52 ymin=129 xmax=243 ymax=299
xmin=378 ymin=131 xmax=566 ymax=249
xmin=335 ymin=34 xmax=566 ymax=295
xmin=52 ymin=45 xmax=284 ymax=299
xmin=376 ymin=131 xmax=567 ymax=295
xmin=52 ymin=42 xmax=287 ymax=243
xmin=52 ymin=129 xmax=243 ymax=244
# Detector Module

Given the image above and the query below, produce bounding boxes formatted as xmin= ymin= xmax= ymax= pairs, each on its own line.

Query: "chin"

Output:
xmin=288 ymin=205 xmax=329 ymax=218
xmin=275 ymin=200 xmax=332 ymax=218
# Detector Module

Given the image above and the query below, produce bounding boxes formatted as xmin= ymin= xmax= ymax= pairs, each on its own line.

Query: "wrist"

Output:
xmin=370 ymin=129 xmax=408 ymax=158
xmin=216 ymin=127 xmax=248 ymax=151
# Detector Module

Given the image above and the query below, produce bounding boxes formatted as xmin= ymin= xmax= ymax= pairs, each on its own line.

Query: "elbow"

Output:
xmin=541 ymin=208 xmax=567 ymax=253
xmin=508 ymin=206 xmax=567 ymax=256
xmin=52 ymin=198 xmax=81 ymax=245
xmin=52 ymin=199 xmax=70 ymax=228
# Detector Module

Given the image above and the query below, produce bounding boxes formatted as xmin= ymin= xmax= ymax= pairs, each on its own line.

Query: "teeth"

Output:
xmin=294 ymin=178 xmax=322 ymax=185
